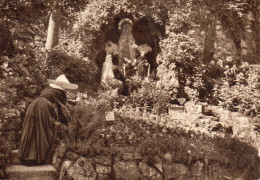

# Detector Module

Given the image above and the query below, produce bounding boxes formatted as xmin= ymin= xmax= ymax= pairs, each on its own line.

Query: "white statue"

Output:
xmin=101 ymin=54 xmax=114 ymax=83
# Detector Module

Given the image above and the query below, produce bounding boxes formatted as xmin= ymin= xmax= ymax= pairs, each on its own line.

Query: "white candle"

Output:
xmin=148 ymin=64 xmax=150 ymax=77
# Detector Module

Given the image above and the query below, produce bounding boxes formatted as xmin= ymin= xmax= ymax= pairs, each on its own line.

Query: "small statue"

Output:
xmin=101 ymin=53 xmax=114 ymax=83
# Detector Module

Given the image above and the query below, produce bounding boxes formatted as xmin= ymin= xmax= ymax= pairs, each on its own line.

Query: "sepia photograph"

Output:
xmin=0 ymin=0 xmax=260 ymax=179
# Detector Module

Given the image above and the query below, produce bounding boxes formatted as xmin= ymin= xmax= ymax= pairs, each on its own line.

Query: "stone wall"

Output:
xmin=53 ymin=142 xmax=255 ymax=180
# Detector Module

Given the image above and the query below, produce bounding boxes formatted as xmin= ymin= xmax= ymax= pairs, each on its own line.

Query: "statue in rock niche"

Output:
xmin=118 ymin=18 xmax=136 ymax=76
xmin=101 ymin=18 xmax=152 ymax=81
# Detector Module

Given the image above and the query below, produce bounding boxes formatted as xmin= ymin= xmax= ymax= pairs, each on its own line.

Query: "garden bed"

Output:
xmin=52 ymin=101 xmax=260 ymax=179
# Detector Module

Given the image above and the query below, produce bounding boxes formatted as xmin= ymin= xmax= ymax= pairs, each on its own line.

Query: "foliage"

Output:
xmin=213 ymin=63 xmax=260 ymax=116
xmin=216 ymin=84 xmax=259 ymax=116
xmin=100 ymin=78 xmax=123 ymax=94
xmin=157 ymin=31 xmax=203 ymax=101
xmin=0 ymin=0 xmax=259 ymax=115
xmin=96 ymin=76 xmax=173 ymax=115
xmin=125 ymin=80 xmax=172 ymax=115
xmin=46 ymin=47 xmax=98 ymax=91
xmin=0 ymin=1 xmax=260 ymax=175
xmin=155 ymin=0 xmax=260 ymax=110
xmin=0 ymin=0 xmax=97 ymax=142
xmin=65 ymin=100 xmax=259 ymax=171
xmin=0 ymin=37 xmax=47 ymax=157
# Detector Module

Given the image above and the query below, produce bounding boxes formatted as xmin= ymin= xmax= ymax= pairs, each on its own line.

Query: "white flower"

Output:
xmin=2 ymin=62 xmax=8 ymax=68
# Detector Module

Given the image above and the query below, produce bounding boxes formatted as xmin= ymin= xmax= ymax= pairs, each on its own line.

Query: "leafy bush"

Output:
xmin=213 ymin=63 xmax=260 ymax=116
xmin=157 ymin=22 xmax=204 ymax=101
xmin=0 ymin=49 xmax=46 ymax=151
xmin=126 ymin=81 xmax=172 ymax=115
xmin=46 ymin=47 xmax=99 ymax=92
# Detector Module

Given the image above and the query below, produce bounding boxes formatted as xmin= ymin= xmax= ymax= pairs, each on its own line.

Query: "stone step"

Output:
xmin=10 ymin=149 xmax=21 ymax=165
xmin=6 ymin=164 xmax=57 ymax=180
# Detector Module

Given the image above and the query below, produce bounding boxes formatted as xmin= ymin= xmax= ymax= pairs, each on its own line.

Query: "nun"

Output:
xmin=18 ymin=74 xmax=78 ymax=166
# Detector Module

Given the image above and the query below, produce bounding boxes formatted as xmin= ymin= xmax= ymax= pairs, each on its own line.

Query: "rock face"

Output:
xmin=8 ymin=148 xmax=256 ymax=180
xmin=56 ymin=150 xmax=255 ymax=180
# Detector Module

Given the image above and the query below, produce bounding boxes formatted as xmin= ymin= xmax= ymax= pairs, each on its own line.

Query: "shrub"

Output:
xmin=157 ymin=30 xmax=203 ymax=101
xmin=213 ymin=62 xmax=260 ymax=116
xmin=124 ymin=80 xmax=172 ymax=115
xmin=46 ymin=47 xmax=99 ymax=91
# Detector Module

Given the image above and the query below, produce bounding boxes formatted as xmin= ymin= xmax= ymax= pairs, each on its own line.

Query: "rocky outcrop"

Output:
xmin=55 ymin=148 xmax=256 ymax=180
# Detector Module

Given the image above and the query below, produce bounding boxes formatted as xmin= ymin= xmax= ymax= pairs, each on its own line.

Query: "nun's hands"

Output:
xmin=60 ymin=124 xmax=68 ymax=132
xmin=55 ymin=121 xmax=68 ymax=136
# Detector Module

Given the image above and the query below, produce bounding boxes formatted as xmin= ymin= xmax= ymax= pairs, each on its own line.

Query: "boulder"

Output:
xmin=114 ymin=161 xmax=144 ymax=180
xmin=65 ymin=151 xmax=79 ymax=162
xmin=94 ymin=155 xmax=112 ymax=166
xmin=96 ymin=164 xmax=111 ymax=180
xmin=139 ymin=162 xmax=162 ymax=180
xmin=210 ymin=106 xmax=233 ymax=126
xmin=163 ymin=163 xmax=189 ymax=179
xmin=152 ymin=156 xmax=163 ymax=173
xmin=66 ymin=157 xmax=97 ymax=180
xmin=191 ymin=161 xmax=204 ymax=177
xmin=55 ymin=141 xmax=67 ymax=158
xmin=59 ymin=160 xmax=72 ymax=180
xmin=163 ymin=152 xmax=173 ymax=164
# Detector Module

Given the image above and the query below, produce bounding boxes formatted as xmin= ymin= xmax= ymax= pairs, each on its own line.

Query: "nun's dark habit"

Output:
xmin=18 ymin=85 xmax=68 ymax=165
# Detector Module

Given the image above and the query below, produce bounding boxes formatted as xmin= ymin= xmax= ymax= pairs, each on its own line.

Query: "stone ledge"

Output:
xmin=6 ymin=164 xmax=57 ymax=180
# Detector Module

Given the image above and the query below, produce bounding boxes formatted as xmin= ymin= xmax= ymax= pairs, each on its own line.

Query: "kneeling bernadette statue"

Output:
xmin=18 ymin=74 xmax=78 ymax=166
